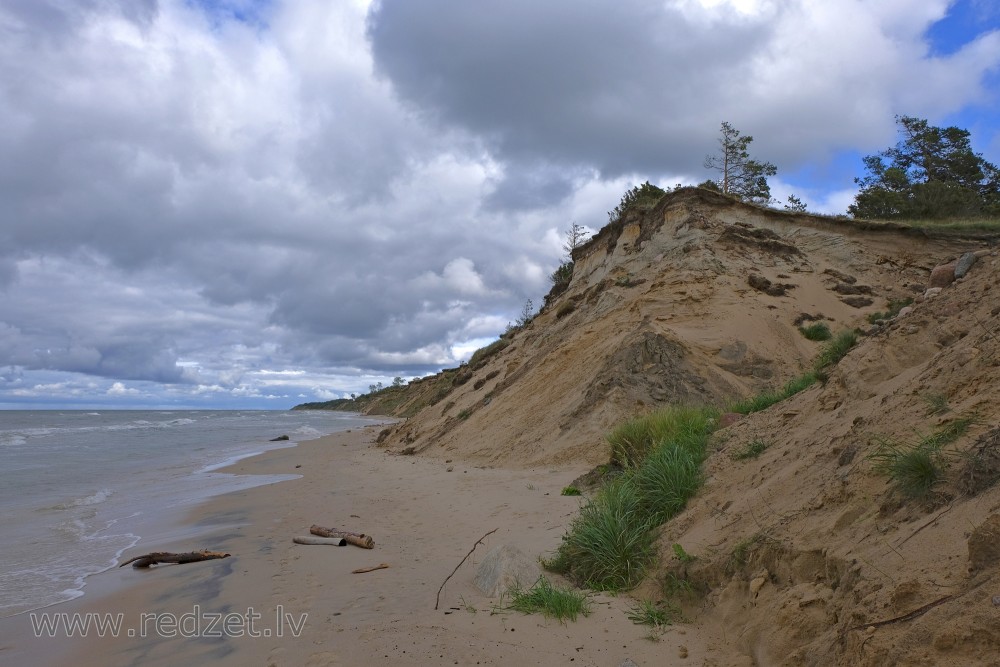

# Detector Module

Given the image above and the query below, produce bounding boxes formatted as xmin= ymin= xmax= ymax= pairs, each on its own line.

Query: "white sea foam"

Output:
xmin=0 ymin=434 xmax=27 ymax=447
xmin=73 ymin=488 xmax=113 ymax=507
xmin=44 ymin=488 xmax=114 ymax=512
xmin=0 ymin=409 xmax=380 ymax=617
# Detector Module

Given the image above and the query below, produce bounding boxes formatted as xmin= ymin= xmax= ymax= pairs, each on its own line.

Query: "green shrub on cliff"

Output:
xmin=468 ymin=338 xmax=510 ymax=369
xmin=608 ymin=181 xmax=667 ymax=223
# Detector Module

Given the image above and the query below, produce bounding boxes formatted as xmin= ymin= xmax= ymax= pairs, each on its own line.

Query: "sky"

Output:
xmin=0 ymin=0 xmax=998 ymax=409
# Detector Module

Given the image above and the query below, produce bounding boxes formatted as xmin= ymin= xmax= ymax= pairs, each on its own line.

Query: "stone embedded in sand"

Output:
xmin=929 ymin=261 xmax=957 ymax=288
xmin=967 ymin=514 xmax=1000 ymax=573
xmin=473 ymin=544 xmax=542 ymax=597
xmin=749 ymin=569 xmax=769 ymax=600
xmin=954 ymin=252 xmax=977 ymax=279
xmin=840 ymin=296 xmax=873 ymax=308
xmin=747 ymin=274 xmax=790 ymax=296
xmin=832 ymin=283 xmax=872 ymax=295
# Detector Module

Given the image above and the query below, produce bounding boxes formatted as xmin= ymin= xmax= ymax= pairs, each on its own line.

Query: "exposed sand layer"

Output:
xmin=3 ymin=426 xmax=717 ymax=666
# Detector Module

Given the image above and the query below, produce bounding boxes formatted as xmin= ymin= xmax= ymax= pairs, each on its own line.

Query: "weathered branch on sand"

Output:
xmin=119 ymin=550 xmax=230 ymax=569
xmin=293 ymin=536 xmax=347 ymax=546
xmin=434 ymin=527 xmax=499 ymax=610
xmin=352 ymin=563 xmax=390 ymax=574
xmin=310 ymin=524 xmax=375 ymax=549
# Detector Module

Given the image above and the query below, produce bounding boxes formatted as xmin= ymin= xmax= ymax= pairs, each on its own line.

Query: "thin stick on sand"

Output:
xmin=434 ymin=527 xmax=498 ymax=610
xmin=352 ymin=563 xmax=390 ymax=574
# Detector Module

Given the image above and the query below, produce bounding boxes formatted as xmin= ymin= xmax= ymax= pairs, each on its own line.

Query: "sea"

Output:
xmin=0 ymin=410 xmax=381 ymax=618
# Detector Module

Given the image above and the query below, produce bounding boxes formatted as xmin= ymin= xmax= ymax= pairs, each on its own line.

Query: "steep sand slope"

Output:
xmin=376 ymin=188 xmax=988 ymax=469
xmin=659 ymin=248 xmax=1000 ymax=666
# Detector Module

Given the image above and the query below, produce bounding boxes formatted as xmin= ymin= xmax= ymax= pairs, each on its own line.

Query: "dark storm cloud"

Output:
xmin=367 ymin=0 xmax=768 ymax=177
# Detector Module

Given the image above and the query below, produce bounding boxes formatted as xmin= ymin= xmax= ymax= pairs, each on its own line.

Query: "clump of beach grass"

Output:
xmin=798 ymin=322 xmax=832 ymax=341
xmin=627 ymin=599 xmax=681 ymax=628
xmin=922 ymin=392 xmax=950 ymax=416
xmin=607 ymin=406 xmax=719 ymax=468
xmin=869 ymin=418 xmax=974 ymax=500
xmin=869 ymin=438 xmax=946 ymax=499
xmin=545 ymin=476 xmax=657 ymax=590
xmin=728 ymin=329 xmax=857 ymax=416
xmin=548 ymin=406 xmax=718 ymax=590
xmin=633 ymin=443 xmax=703 ymax=524
xmin=728 ymin=372 xmax=819 ymax=415
xmin=814 ymin=329 xmax=858 ymax=370
xmin=507 ymin=577 xmax=590 ymax=622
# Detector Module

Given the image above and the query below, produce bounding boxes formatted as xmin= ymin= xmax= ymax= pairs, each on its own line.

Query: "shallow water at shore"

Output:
xmin=0 ymin=410 xmax=377 ymax=618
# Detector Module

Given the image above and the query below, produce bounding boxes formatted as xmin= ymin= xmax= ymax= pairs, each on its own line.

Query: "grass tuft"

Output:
xmin=728 ymin=372 xmax=819 ymax=415
xmin=922 ymin=392 xmax=950 ymax=416
xmin=507 ymin=577 xmax=590 ymax=623
xmin=607 ymin=406 xmax=719 ymax=468
xmin=662 ymin=572 xmax=695 ymax=597
xmin=671 ymin=543 xmax=696 ymax=563
xmin=561 ymin=486 xmax=582 ymax=496
xmin=730 ymin=438 xmax=770 ymax=461
xmin=727 ymin=533 xmax=777 ymax=573
xmin=545 ymin=476 xmax=657 ymax=590
xmin=867 ymin=298 xmax=913 ymax=324
xmin=798 ymin=322 xmax=832 ymax=341
xmin=549 ymin=406 xmax=718 ymax=590
xmin=921 ymin=416 xmax=974 ymax=449
xmin=633 ymin=443 xmax=703 ymax=524
xmin=869 ymin=439 xmax=945 ymax=499
xmin=869 ymin=417 xmax=973 ymax=500
xmin=814 ymin=330 xmax=858 ymax=370
xmin=627 ymin=599 xmax=681 ymax=628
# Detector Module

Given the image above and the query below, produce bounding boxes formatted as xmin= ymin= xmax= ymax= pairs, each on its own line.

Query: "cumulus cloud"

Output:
xmin=0 ymin=0 xmax=997 ymax=407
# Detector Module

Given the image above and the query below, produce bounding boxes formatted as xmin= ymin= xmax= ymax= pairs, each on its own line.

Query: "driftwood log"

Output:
xmin=293 ymin=535 xmax=347 ymax=546
xmin=310 ymin=524 xmax=375 ymax=549
xmin=119 ymin=550 xmax=230 ymax=569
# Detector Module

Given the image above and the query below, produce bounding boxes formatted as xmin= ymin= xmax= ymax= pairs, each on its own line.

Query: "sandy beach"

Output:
xmin=2 ymin=424 xmax=709 ymax=667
